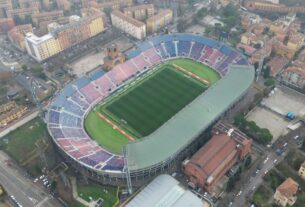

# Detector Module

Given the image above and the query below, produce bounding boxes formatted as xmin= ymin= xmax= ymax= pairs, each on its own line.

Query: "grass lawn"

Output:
xmin=77 ymin=183 xmax=118 ymax=207
xmin=167 ymin=58 xmax=220 ymax=84
xmin=0 ymin=117 xmax=47 ymax=163
xmin=103 ymin=66 xmax=206 ymax=137
xmin=253 ymin=185 xmax=272 ymax=207
xmin=263 ymin=169 xmax=285 ymax=191
xmin=84 ymin=111 xmax=129 ymax=154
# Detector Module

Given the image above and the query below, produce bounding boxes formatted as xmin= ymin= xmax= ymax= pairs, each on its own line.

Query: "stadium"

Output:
xmin=46 ymin=34 xmax=254 ymax=186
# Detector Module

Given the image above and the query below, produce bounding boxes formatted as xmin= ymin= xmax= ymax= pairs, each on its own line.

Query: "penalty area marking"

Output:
xmin=96 ymin=112 xmax=135 ymax=142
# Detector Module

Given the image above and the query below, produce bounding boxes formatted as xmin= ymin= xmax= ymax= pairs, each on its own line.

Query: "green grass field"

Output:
xmin=85 ymin=112 xmax=129 ymax=154
xmin=77 ymin=183 xmax=118 ymax=207
xmin=0 ymin=117 xmax=47 ymax=163
xmin=84 ymin=58 xmax=220 ymax=154
xmin=104 ymin=66 xmax=205 ymax=137
xmin=167 ymin=59 xmax=220 ymax=84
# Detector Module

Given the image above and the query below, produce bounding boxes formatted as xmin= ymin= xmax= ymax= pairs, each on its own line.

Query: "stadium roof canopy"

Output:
xmin=126 ymin=65 xmax=254 ymax=171
xmin=126 ymin=174 xmax=208 ymax=207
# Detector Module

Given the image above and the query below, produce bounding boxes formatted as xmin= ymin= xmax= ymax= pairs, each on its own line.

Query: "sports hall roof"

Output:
xmin=126 ymin=174 xmax=207 ymax=207
xmin=125 ymin=65 xmax=254 ymax=171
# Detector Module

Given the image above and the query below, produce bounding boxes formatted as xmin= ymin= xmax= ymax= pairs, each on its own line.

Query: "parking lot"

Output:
xmin=246 ymin=106 xmax=290 ymax=142
xmin=246 ymin=85 xmax=305 ymax=143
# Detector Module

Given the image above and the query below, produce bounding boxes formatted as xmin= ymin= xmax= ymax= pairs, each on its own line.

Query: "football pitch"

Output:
xmin=84 ymin=59 xmax=220 ymax=154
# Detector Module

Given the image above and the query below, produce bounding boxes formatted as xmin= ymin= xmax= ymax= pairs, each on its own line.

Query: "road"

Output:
xmin=0 ymin=151 xmax=63 ymax=207
xmin=219 ymin=125 xmax=305 ymax=207
xmin=231 ymin=150 xmax=281 ymax=207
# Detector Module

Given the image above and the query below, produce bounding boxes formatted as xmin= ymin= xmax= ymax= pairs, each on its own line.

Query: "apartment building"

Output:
xmin=0 ymin=18 xmax=15 ymax=33
xmin=111 ymin=10 xmax=146 ymax=40
xmin=25 ymin=14 xmax=105 ymax=62
xmin=83 ymin=0 xmax=133 ymax=11
xmin=0 ymin=0 xmax=13 ymax=18
xmin=8 ymin=24 xmax=33 ymax=51
xmin=273 ymin=178 xmax=298 ymax=207
xmin=6 ymin=6 xmax=39 ymax=19
xmin=123 ymin=4 xmax=154 ymax=21
xmin=146 ymin=9 xmax=173 ymax=33
xmin=298 ymin=161 xmax=305 ymax=180
xmin=25 ymin=33 xmax=62 ymax=62
xmin=56 ymin=0 xmax=72 ymax=11
xmin=32 ymin=11 xmax=64 ymax=26
xmin=19 ymin=0 xmax=40 ymax=9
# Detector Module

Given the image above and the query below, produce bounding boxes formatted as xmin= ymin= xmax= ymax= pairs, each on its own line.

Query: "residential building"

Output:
xmin=282 ymin=66 xmax=305 ymax=89
xmin=267 ymin=56 xmax=289 ymax=76
xmin=273 ymin=178 xmax=298 ymax=207
xmin=123 ymin=4 xmax=154 ymax=21
xmin=0 ymin=106 xmax=27 ymax=127
xmin=36 ymin=17 xmax=69 ymax=35
xmin=0 ymin=18 xmax=15 ymax=33
xmin=240 ymin=32 xmax=257 ymax=45
xmin=8 ymin=24 xmax=33 ymax=51
xmin=56 ymin=0 xmax=71 ymax=11
xmin=83 ymin=0 xmax=133 ymax=11
xmin=25 ymin=14 xmax=105 ymax=62
xmin=245 ymin=1 xmax=305 ymax=14
xmin=250 ymin=41 xmax=272 ymax=64
xmin=183 ymin=122 xmax=252 ymax=193
xmin=273 ymin=39 xmax=296 ymax=60
xmin=32 ymin=11 xmax=64 ymax=26
xmin=19 ymin=0 xmax=40 ymax=9
xmin=146 ymin=9 xmax=173 ymax=34
xmin=287 ymin=32 xmax=305 ymax=51
xmin=298 ymin=161 xmax=305 ymax=180
xmin=6 ymin=6 xmax=39 ymax=19
xmin=25 ymin=33 xmax=62 ymax=62
xmin=265 ymin=0 xmax=279 ymax=4
xmin=0 ymin=0 xmax=13 ymax=18
xmin=111 ymin=10 xmax=146 ymax=40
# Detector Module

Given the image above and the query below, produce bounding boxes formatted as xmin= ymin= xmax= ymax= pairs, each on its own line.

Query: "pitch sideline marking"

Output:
xmin=96 ymin=112 xmax=135 ymax=142
xmin=171 ymin=63 xmax=210 ymax=86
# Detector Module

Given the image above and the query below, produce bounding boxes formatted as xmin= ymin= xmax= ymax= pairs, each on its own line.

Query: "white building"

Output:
xmin=111 ymin=10 xmax=146 ymax=40
xmin=25 ymin=33 xmax=61 ymax=62
xmin=125 ymin=174 xmax=210 ymax=207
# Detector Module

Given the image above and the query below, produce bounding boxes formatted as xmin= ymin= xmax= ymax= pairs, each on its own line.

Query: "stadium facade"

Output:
xmin=46 ymin=34 xmax=254 ymax=186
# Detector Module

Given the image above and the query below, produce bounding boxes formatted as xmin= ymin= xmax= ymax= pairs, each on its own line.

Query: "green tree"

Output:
xmin=226 ymin=177 xmax=235 ymax=191
xmin=32 ymin=66 xmax=46 ymax=80
xmin=21 ymin=64 xmax=28 ymax=71
xmin=177 ymin=19 xmax=186 ymax=32
xmin=244 ymin=155 xmax=252 ymax=168
xmin=257 ymin=128 xmax=273 ymax=145
xmin=221 ymin=3 xmax=241 ymax=27
xmin=263 ymin=66 xmax=271 ymax=79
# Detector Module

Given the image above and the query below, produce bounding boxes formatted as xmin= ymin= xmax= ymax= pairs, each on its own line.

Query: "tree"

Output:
xmin=32 ymin=66 xmax=46 ymax=80
xmin=263 ymin=66 xmax=271 ymax=79
xmin=234 ymin=113 xmax=246 ymax=127
xmin=244 ymin=155 xmax=252 ymax=168
xmin=177 ymin=19 xmax=186 ymax=32
xmin=257 ymin=128 xmax=273 ymax=145
xmin=21 ymin=64 xmax=28 ymax=71
xmin=226 ymin=177 xmax=235 ymax=191
xmin=221 ymin=3 xmax=241 ymax=28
